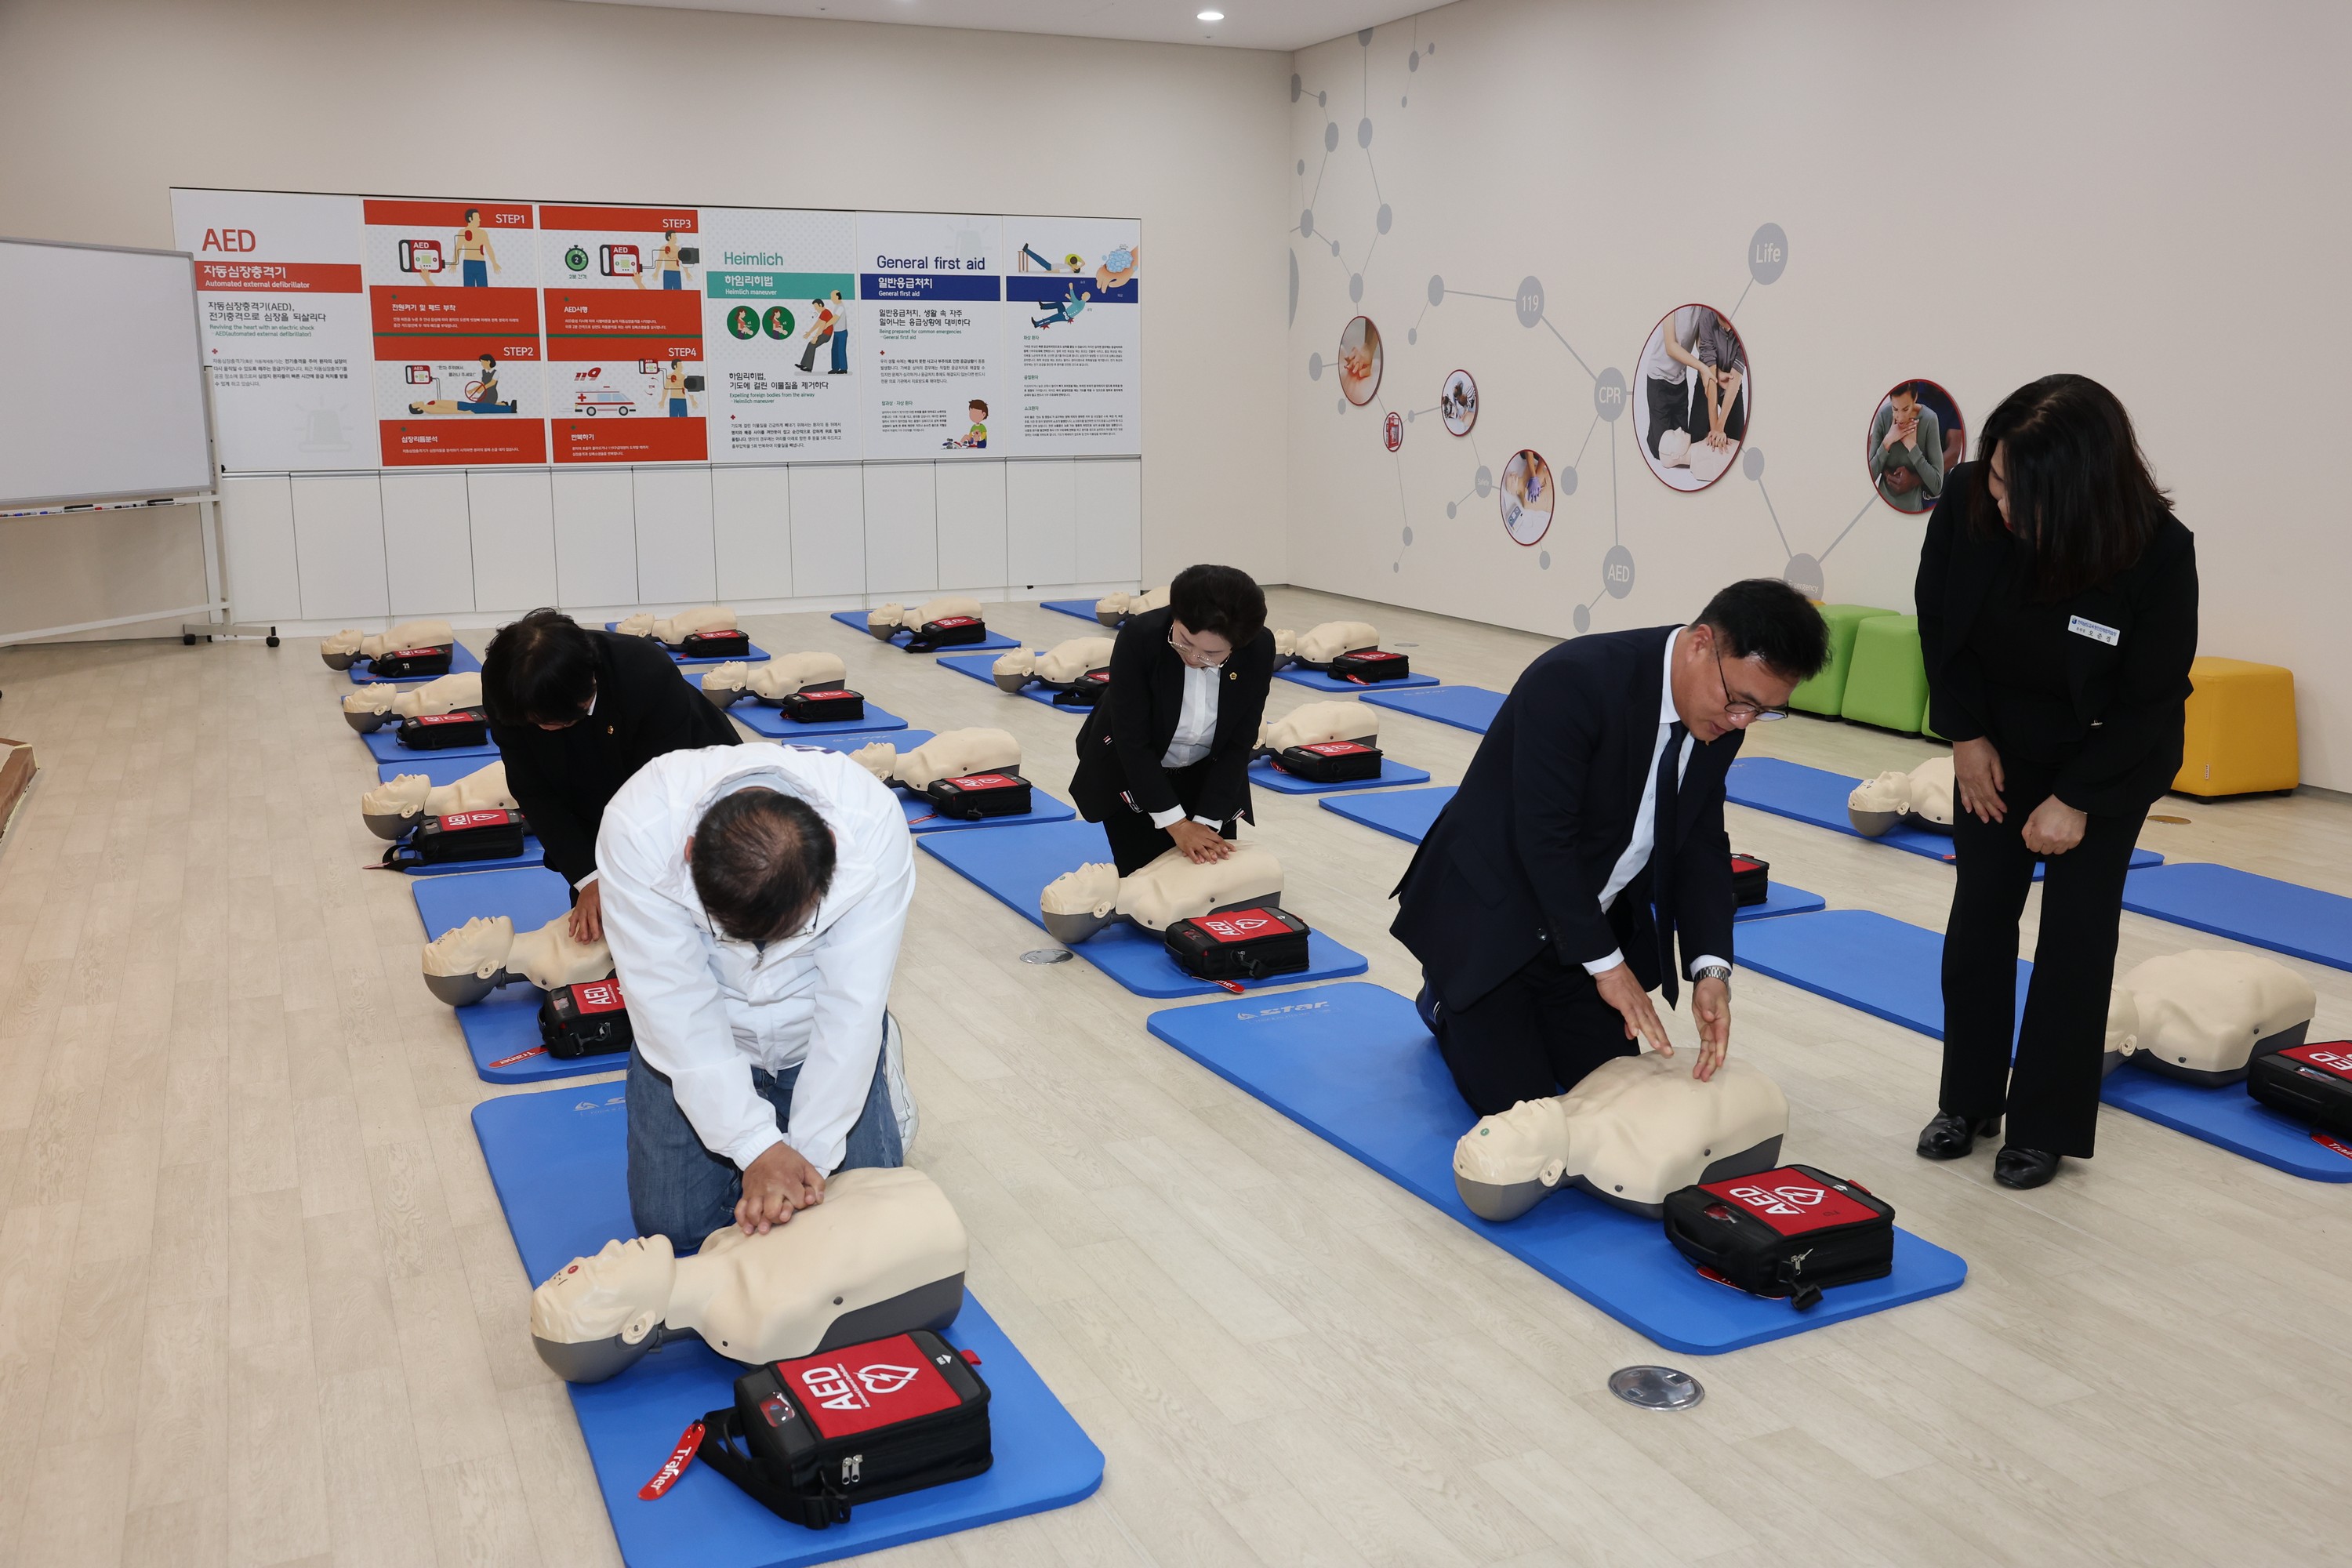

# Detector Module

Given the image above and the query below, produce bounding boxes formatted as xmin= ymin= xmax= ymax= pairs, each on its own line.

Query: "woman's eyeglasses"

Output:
xmin=1167 ymin=628 xmax=1230 ymax=668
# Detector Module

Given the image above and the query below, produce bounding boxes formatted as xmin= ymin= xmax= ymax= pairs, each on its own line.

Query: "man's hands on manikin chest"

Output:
xmin=1593 ymin=960 xmax=1731 ymax=1082
xmin=738 ymin=1140 xmax=826 ymax=1234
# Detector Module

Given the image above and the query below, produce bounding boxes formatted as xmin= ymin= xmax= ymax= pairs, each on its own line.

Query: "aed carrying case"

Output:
xmin=1277 ymin=740 xmax=1383 ymax=782
xmin=676 ymin=627 xmax=750 ymax=659
xmin=1163 ymin=905 xmax=1313 ymax=983
xmin=1329 ymin=648 xmax=1411 ymax=683
xmin=923 ymin=772 xmax=1033 ymax=820
xmin=781 ymin=688 xmax=867 ymax=724
xmin=381 ymin=808 xmax=527 ymax=871
xmin=1050 ymin=668 xmax=1111 ymax=708
xmin=365 ymin=643 xmax=456 ymax=680
xmin=2245 ymin=1041 xmax=2352 ymax=1138
xmin=1730 ymin=853 xmax=1771 ymax=909
xmin=696 ymin=1329 xmax=992 ymax=1530
xmin=904 ymin=615 xmax=989 ymax=652
xmin=537 ymin=978 xmax=633 ymax=1060
xmin=1661 ymin=1164 xmax=1895 ymax=1310
xmin=397 ymin=707 xmax=490 ymax=750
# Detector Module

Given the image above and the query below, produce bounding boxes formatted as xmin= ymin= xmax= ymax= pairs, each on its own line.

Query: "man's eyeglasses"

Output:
xmin=1715 ymin=646 xmax=1788 ymax=723
xmin=1167 ymin=627 xmax=1229 ymax=668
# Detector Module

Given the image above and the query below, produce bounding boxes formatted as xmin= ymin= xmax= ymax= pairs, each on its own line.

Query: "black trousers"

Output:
xmin=1098 ymin=757 xmax=1239 ymax=876
xmin=1436 ymin=948 xmax=1639 ymax=1116
xmin=1940 ymin=746 xmax=2148 ymax=1156
xmin=1643 ymin=370 xmax=1746 ymax=459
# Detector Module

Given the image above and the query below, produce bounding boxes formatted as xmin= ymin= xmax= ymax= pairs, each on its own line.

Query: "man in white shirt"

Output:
xmin=597 ymin=742 xmax=916 ymax=1249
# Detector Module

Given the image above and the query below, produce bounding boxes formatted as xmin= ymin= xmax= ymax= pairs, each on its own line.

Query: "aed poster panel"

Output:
xmin=540 ymin=204 xmax=706 ymax=464
xmin=361 ymin=198 xmax=545 ymax=466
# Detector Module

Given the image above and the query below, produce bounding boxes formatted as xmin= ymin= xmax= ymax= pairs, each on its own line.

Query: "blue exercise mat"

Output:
xmin=1145 ymin=982 xmax=1966 ymax=1354
xmin=1359 ymin=684 xmax=1505 ymax=734
xmin=1247 ymin=755 xmax=1431 ymax=796
xmin=827 ymin=610 xmax=1020 ymax=653
xmin=1725 ymin=757 xmax=2163 ymax=878
xmin=920 ymin=818 xmax=1370 ymax=999
xmin=1733 ymin=909 xmax=2348 ymax=1180
xmin=470 ymin=1087 xmax=1105 ymax=1568
xmin=729 ymin=702 xmax=912 ymax=741
xmin=601 ymin=626 xmax=772 ymax=666
xmin=370 ymin=757 xmax=543 ymax=877
xmin=345 ymin=642 xmax=481 ymax=684
xmin=2119 ymin=862 xmax=2352 ymax=973
xmin=410 ymin=867 xmax=612 ymax=1085
xmin=359 ymin=725 xmax=499 ymax=764
xmin=935 ymin=652 xmax=1089 ymax=714
xmin=1040 ymin=597 xmax=1109 ymax=625
xmin=1276 ymin=665 xmax=1441 ymax=695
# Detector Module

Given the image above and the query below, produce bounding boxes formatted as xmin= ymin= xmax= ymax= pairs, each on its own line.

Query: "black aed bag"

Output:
xmin=1730 ymin=853 xmax=1771 ymax=908
xmin=696 ymin=1330 xmax=992 ymax=1530
xmin=1278 ymin=739 xmax=1383 ymax=782
xmin=781 ymin=688 xmax=866 ymax=724
xmin=1662 ymin=1165 xmax=1895 ymax=1310
xmin=412 ymin=808 xmax=525 ymax=863
xmin=538 ymin=978 xmax=633 ymax=1059
xmin=924 ymin=771 xmax=1033 ymax=820
xmin=1163 ymin=905 xmax=1312 ymax=983
xmin=1330 ymin=648 xmax=1411 ymax=682
xmin=366 ymin=643 xmax=455 ymax=680
xmin=1050 ymin=668 xmax=1111 ymax=707
xmin=397 ymin=707 xmax=490 ymax=750
xmin=905 ymin=614 xmax=989 ymax=652
xmin=2245 ymin=1041 xmax=2352 ymax=1137
xmin=677 ymin=627 xmax=750 ymax=659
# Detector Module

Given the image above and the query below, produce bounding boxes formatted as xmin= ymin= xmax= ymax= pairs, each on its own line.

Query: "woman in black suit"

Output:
xmin=1069 ymin=564 xmax=1277 ymax=876
xmin=1915 ymin=375 xmax=2198 ymax=1189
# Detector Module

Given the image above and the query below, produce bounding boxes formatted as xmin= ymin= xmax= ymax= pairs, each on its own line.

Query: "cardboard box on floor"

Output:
xmin=0 ymin=737 xmax=35 ymax=844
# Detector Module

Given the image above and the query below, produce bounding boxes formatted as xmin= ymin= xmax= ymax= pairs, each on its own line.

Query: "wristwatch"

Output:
xmin=1693 ymin=964 xmax=1732 ymax=990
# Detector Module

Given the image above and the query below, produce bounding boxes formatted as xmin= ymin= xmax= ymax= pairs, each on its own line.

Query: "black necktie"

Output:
xmin=1651 ymin=720 xmax=1688 ymax=1008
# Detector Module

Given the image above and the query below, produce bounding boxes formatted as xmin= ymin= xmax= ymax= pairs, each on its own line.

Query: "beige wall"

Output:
xmin=1286 ymin=0 xmax=2352 ymax=789
xmin=0 ymin=0 xmax=1293 ymax=639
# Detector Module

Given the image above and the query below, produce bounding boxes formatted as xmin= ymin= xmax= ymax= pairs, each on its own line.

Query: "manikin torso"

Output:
xmin=851 ymin=728 xmax=1022 ymax=790
xmin=1258 ymin=699 xmax=1377 ymax=753
xmin=2118 ymin=949 xmax=2316 ymax=1083
xmin=1040 ymin=842 xmax=1285 ymax=944
xmin=343 ymin=670 xmax=484 ymax=729
xmin=615 ymin=605 xmax=737 ymax=644
xmin=321 ymin=619 xmax=454 ymax=668
xmin=1846 ymin=755 xmax=1957 ymax=837
xmin=1289 ymin=622 xmax=1380 ymax=666
xmin=993 ymin=637 xmax=1114 ymax=690
xmin=700 ymin=652 xmax=847 ymax=706
xmin=869 ymin=595 xmax=982 ymax=636
xmin=361 ymin=758 xmax=517 ymax=838
xmin=420 ymin=912 xmax=613 ymax=1007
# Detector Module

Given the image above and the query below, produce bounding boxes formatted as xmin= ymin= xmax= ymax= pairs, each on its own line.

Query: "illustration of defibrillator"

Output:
xmin=599 ymin=244 xmax=641 ymax=278
xmin=397 ymin=239 xmax=445 ymax=275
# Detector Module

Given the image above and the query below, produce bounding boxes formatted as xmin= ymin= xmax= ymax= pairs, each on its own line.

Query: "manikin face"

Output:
xmin=535 ymin=1234 xmax=673 ymax=1341
xmin=1989 ymin=441 xmax=2013 ymax=528
xmin=1669 ymin=623 xmax=1797 ymax=744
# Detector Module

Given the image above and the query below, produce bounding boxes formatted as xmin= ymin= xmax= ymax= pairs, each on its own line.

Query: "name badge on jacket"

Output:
xmin=2067 ymin=615 xmax=2121 ymax=647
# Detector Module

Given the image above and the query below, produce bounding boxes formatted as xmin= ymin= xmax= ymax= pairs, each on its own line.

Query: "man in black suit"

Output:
xmin=1069 ymin=565 xmax=1278 ymax=876
xmin=481 ymin=608 xmax=740 ymax=942
xmin=1393 ymin=579 xmax=1829 ymax=1112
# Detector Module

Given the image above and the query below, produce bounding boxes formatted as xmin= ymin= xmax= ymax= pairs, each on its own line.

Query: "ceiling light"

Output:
xmin=1198 ymin=10 xmax=1224 ymax=20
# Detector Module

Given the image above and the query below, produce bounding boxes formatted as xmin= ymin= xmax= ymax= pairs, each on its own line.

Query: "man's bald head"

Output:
xmin=690 ymin=788 xmax=837 ymax=942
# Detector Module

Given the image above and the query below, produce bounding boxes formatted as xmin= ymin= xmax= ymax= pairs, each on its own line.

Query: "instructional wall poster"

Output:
xmin=172 ymin=190 xmax=1138 ymax=470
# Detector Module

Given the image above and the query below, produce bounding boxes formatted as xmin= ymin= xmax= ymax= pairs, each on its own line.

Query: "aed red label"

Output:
xmin=930 ymin=616 xmax=980 ymax=628
xmin=437 ymin=810 xmax=511 ymax=829
xmin=415 ymin=712 xmax=480 ymax=726
xmin=572 ymin=980 xmax=626 ymax=1014
xmin=1194 ymin=908 xmax=1283 ymax=943
xmin=774 ymin=1334 xmax=960 ymax=1439
xmin=390 ymin=645 xmax=448 ymax=659
xmin=1301 ymin=742 xmax=1372 ymax=756
xmin=2281 ymin=1043 xmax=2352 ymax=1080
xmin=799 ymin=690 xmax=857 ymax=701
xmin=946 ymin=774 xmax=1017 ymax=789
xmin=1700 ymin=1169 xmax=1880 ymax=1236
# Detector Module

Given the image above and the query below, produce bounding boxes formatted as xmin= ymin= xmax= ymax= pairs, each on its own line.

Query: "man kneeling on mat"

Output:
xmin=598 ymin=743 xmax=917 ymax=1252
xmin=1392 ymin=579 xmax=1828 ymax=1112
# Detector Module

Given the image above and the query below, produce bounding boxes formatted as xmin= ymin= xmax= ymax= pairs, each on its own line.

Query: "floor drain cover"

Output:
xmin=1608 ymin=1365 xmax=1704 ymax=1410
xmin=1022 ymin=948 xmax=1076 ymax=965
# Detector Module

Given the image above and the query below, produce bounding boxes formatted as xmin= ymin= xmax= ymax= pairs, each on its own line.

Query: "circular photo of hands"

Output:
xmin=1440 ymin=368 xmax=1479 ymax=435
xmin=1499 ymin=448 xmax=1555 ymax=546
xmin=1338 ymin=316 xmax=1384 ymax=406
xmin=1632 ymin=303 xmax=1748 ymax=492
xmin=1867 ymin=379 xmax=1965 ymax=513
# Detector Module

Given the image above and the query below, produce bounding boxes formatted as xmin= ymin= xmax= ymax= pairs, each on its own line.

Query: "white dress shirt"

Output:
xmin=1148 ymin=660 xmax=1228 ymax=830
xmin=1584 ymin=626 xmax=1730 ymax=982
xmin=597 ymin=742 xmax=915 ymax=1174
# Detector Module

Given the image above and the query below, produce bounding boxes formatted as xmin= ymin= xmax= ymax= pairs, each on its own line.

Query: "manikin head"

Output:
xmin=688 ymin=788 xmax=838 ymax=943
xmin=1665 ymin=579 xmax=1830 ymax=745
xmin=483 ymin=608 xmax=598 ymax=731
xmin=528 ymin=1235 xmax=678 ymax=1383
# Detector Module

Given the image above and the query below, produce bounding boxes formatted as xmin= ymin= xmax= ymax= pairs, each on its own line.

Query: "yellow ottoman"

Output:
xmin=2173 ymin=658 xmax=2298 ymax=797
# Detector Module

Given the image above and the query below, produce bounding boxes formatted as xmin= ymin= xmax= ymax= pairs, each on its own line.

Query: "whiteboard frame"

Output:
xmin=0 ymin=234 xmax=220 ymax=511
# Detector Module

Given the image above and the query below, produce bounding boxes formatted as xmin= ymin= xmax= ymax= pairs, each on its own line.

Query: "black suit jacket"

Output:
xmin=488 ymin=630 xmax=739 ymax=886
xmin=1069 ymin=605 xmax=1276 ymax=827
xmin=1391 ymin=626 xmax=1740 ymax=1013
xmin=1916 ymin=463 xmax=2198 ymax=817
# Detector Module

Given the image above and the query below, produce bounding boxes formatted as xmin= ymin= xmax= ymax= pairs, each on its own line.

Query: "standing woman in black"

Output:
xmin=1916 ymin=375 xmax=2198 ymax=1189
xmin=1069 ymin=564 xmax=1278 ymax=876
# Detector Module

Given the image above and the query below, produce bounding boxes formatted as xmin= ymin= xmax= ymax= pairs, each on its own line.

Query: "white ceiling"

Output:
xmin=568 ymin=0 xmax=1428 ymax=52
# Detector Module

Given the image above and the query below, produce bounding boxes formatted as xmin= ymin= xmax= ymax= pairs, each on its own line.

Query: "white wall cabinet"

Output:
xmin=379 ymin=470 xmax=474 ymax=617
xmin=466 ymin=470 xmax=559 ymax=612
xmin=551 ymin=468 xmax=638 ymax=608
xmin=289 ymin=473 xmax=388 ymax=622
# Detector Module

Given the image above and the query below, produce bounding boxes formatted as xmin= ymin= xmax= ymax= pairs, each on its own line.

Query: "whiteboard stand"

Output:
xmin=176 ymin=370 xmax=277 ymax=647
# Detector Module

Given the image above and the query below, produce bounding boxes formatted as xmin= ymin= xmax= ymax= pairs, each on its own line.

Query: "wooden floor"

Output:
xmin=1 ymin=589 xmax=2347 ymax=1567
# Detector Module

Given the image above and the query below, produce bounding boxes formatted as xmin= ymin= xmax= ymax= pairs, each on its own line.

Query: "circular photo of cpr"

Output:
xmin=1632 ymin=303 xmax=1749 ymax=492
xmin=1867 ymin=379 xmax=1965 ymax=514
xmin=1440 ymin=368 xmax=1479 ymax=435
xmin=1499 ymin=449 xmax=1555 ymax=545
xmin=1338 ymin=316 xmax=1384 ymax=406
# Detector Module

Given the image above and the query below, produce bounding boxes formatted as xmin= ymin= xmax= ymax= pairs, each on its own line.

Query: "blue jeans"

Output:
xmin=829 ymin=325 xmax=848 ymax=373
xmin=626 ymin=1032 xmax=903 ymax=1253
xmin=662 ymin=270 xmax=681 ymax=289
xmin=462 ymin=259 xmax=487 ymax=287
xmin=669 ymin=397 xmax=688 ymax=417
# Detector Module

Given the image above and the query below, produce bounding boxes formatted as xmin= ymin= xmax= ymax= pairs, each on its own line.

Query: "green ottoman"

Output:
xmin=1788 ymin=604 xmax=1897 ymax=717
xmin=1840 ymin=614 xmax=1929 ymax=734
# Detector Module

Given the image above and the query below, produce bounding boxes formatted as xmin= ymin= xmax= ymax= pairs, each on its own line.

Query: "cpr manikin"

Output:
xmin=320 ymin=619 xmax=455 ymax=670
xmin=850 ymin=728 xmax=1021 ymax=790
xmin=699 ymin=652 xmax=847 ymax=707
xmin=1256 ymin=699 xmax=1377 ymax=755
xmin=528 ymin=1167 xmax=969 ymax=1383
xmin=420 ymin=912 xmax=613 ymax=1007
xmin=342 ymin=670 xmax=484 ymax=733
xmin=867 ymin=595 xmax=984 ymax=639
xmin=1846 ymin=755 xmax=1958 ymax=837
xmin=1094 ymin=586 xmax=1169 ymax=626
xmin=2103 ymin=986 xmax=2142 ymax=1078
xmin=1038 ymin=842 xmax=1284 ymax=945
xmin=614 ymin=605 xmax=738 ymax=644
xmin=992 ymin=636 xmax=1113 ymax=692
xmin=361 ymin=758 xmax=517 ymax=840
xmin=1452 ymin=1053 xmax=1791 ymax=1221
xmin=2117 ymin=949 xmax=2316 ymax=1085
xmin=1652 ymin=428 xmax=1737 ymax=487
xmin=1275 ymin=621 xmax=1379 ymax=668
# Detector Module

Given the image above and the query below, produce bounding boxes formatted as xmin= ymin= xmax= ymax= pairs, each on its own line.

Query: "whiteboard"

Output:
xmin=0 ymin=238 xmax=213 ymax=509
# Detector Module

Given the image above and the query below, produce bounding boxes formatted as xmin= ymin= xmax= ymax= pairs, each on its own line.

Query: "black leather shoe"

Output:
xmin=1414 ymin=983 xmax=1441 ymax=1036
xmin=1994 ymin=1146 xmax=2061 ymax=1189
xmin=1916 ymin=1112 xmax=2002 ymax=1160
